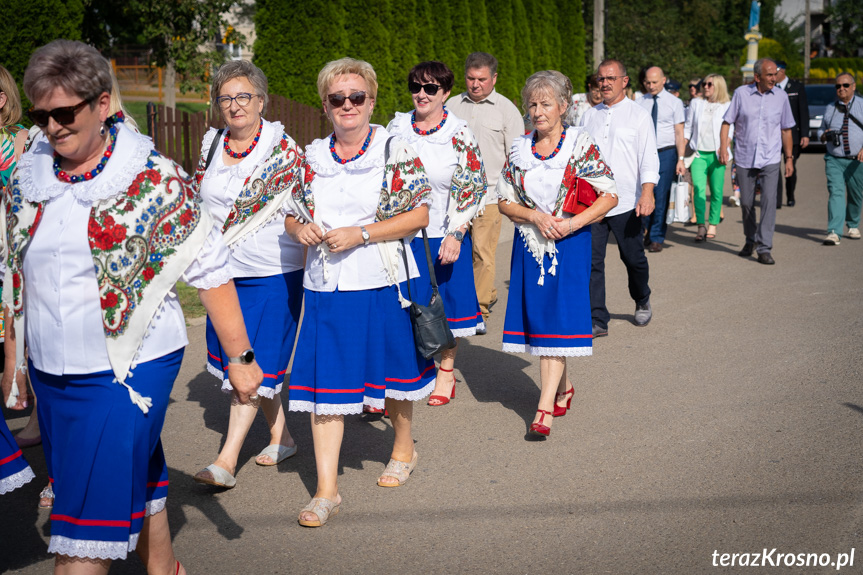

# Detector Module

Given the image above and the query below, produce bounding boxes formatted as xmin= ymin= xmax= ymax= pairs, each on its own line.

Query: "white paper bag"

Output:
xmin=666 ymin=176 xmax=691 ymax=224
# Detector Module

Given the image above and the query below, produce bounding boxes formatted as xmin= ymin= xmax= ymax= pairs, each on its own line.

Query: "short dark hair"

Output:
xmin=408 ymin=61 xmax=455 ymax=93
xmin=598 ymin=59 xmax=627 ymax=78
xmin=465 ymin=52 xmax=498 ymax=76
xmin=586 ymin=74 xmax=599 ymax=89
xmin=836 ymin=72 xmax=855 ymax=84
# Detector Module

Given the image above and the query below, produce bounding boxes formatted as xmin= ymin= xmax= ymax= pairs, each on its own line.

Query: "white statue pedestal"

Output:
xmin=741 ymin=30 xmax=762 ymax=81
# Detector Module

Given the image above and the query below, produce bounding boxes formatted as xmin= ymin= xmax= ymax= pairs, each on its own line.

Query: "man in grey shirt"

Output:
xmin=818 ymin=72 xmax=863 ymax=245
xmin=447 ymin=52 xmax=524 ymax=332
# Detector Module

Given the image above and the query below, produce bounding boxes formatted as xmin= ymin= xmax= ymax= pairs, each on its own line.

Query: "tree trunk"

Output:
xmin=165 ymin=61 xmax=177 ymax=109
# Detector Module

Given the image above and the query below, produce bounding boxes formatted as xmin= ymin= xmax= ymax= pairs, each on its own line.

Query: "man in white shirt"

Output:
xmin=638 ymin=66 xmax=686 ymax=252
xmin=581 ymin=59 xmax=660 ymax=336
xmin=447 ymin=52 xmax=524 ymax=332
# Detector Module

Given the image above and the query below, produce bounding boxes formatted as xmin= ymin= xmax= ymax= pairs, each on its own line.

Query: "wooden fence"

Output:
xmin=146 ymin=94 xmax=329 ymax=174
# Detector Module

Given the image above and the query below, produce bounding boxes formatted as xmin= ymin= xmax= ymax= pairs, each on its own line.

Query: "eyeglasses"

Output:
xmin=596 ymin=76 xmax=623 ymax=84
xmin=326 ymin=91 xmax=367 ymax=108
xmin=27 ymin=98 xmax=92 ymax=127
xmin=408 ymin=81 xmax=441 ymax=96
xmin=836 ymin=83 xmax=853 ymax=89
xmin=216 ymin=93 xmax=256 ymax=109
xmin=704 ymin=82 xmax=714 ymax=88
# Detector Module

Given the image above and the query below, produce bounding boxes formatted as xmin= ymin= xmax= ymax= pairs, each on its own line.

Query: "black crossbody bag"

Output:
xmin=383 ymin=137 xmax=455 ymax=359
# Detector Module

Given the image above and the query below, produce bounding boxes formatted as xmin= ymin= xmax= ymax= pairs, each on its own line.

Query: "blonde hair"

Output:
xmin=109 ymin=71 xmax=139 ymax=132
xmin=0 ymin=65 xmax=22 ymax=128
xmin=316 ymin=58 xmax=378 ymax=103
xmin=704 ymin=74 xmax=730 ymax=104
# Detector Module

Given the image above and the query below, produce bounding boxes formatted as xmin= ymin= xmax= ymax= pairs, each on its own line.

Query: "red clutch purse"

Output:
xmin=562 ymin=177 xmax=597 ymax=215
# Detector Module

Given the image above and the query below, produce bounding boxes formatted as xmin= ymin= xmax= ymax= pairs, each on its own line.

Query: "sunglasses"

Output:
xmin=836 ymin=83 xmax=853 ymax=89
xmin=704 ymin=82 xmax=714 ymax=88
xmin=408 ymin=81 xmax=441 ymax=96
xmin=27 ymin=98 xmax=92 ymax=127
xmin=326 ymin=91 xmax=367 ymax=108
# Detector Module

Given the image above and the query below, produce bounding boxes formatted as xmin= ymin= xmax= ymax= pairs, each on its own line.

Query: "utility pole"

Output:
xmin=593 ymin=0 xmax=604 ymax=70
xmin=804 ymin=0 xmax=811 ymax=79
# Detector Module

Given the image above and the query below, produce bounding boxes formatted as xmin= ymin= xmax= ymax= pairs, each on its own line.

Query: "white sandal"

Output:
xmin=298 ymin=497 xmax=340 ymax=527
xmin=193 ymin=464 xmax=237 ymax=488
xmin=255 ymin=444 xmax=297 ymax=466
xmin=377 ymin=451 xmax=418 ymax=487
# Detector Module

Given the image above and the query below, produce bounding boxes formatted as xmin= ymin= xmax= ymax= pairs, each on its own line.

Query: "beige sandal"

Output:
xmin=298 ymin=497 xmax=340 ymax=527
xmin=377 ymin=451 xmax=418 ymax=487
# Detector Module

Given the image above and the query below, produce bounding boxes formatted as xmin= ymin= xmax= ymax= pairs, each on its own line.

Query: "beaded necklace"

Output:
xmin=330 ymin=127 xmax=373 ymax=164
xmin=411 ymin=107 xmax=448 ymax=136
xmin=223 ymin=118 xmax=263 ymax=159
xmin=53 ymin=112 xmax=125 ymax=184
xmin=531 ymin=125 xmax=568 ymax=161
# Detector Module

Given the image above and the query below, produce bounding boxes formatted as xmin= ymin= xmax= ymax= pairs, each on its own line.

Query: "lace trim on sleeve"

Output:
xmin=0 ymin=466 xmax=35 ymax=494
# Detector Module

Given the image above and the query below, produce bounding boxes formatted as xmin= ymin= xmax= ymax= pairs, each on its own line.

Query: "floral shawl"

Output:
xmin=386 ymin=111 xmax=487 ymax=234
xmin=193 ymin=121 xmax=303 ymax=247
xmin=287 ymin=127 xmax=431 ymax=306
xmin=496 ymin=126 xmax=617 ymax=285
xmin=3 ymin=125 xmax=210 ymax=411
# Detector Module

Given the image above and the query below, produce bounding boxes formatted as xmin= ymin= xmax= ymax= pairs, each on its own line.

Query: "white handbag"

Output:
xmin=666 ymin=176 xmax=691 ymax=224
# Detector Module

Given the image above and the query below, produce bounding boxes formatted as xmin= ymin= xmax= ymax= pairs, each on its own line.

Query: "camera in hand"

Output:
xmin=824 ymin=130 xmax=843 ymax=146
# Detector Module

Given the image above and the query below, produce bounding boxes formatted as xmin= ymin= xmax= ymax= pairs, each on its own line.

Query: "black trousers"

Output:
xmin=777 ymin=146 xmax=800 ymax=205
xmin=590 ymin=209 xmax=651 ymax=329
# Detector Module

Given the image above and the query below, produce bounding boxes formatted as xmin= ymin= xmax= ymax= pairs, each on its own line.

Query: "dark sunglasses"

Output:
xmin=704 ymin=82 xmax=714 ymax=88
xmin=836 ymin=83 xmax=853 ymax=89
xmin=408 ymin=81 xmax=442 ymax=96
xmin=27 ymin=98 xmax=92 ymax=127
xmin=326 ymin=91 xmax=367 ymax=108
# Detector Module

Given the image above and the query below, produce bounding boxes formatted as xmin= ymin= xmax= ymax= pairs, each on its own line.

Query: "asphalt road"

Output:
xmin=3 ymin=151 xmax=862 ymax=574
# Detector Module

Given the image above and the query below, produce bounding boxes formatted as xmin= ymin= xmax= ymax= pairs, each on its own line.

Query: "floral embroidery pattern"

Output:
xmin=450 ymin=131 xmax=487 ymax=214
xmin=376 ymin=151 xmax=431 ymax=222
xmin=221 ymin=135 xmax=302 ymax=233
xmin=296 ymin=162 xmax=317 ymax=219
xmin=5 ymin=176 xmax=43 ymax=317
xmin=91 ymin=152 xmax=202 ymax=337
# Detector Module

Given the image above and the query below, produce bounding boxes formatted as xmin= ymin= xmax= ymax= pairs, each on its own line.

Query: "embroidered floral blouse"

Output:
xmin=197 ymin=119 xmax=304 ymax=277
xmin=9 ymin=124 xmax=231 ymax=377
xmin=386 ymin=111 xmax=487 ymax=238
xmin=291 ymin=126 xmax=431 ymax=293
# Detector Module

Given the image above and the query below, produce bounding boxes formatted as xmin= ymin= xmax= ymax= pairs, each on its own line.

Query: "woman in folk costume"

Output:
xmin=284 ymin=57 xmax=434 ymax=526
xmin=497 ymin=71 xmax=618 ymax=438
xmin=192 ymin=60 xmax=304 ymax=489
xmin=386 ymin=61 xmax=486 ymax=407
xmin=8 ymin=40 xmax=262 ymax=573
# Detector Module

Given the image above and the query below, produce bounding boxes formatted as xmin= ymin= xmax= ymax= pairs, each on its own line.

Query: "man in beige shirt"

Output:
xmin=446 ymin=52 xmax=524 ymax=332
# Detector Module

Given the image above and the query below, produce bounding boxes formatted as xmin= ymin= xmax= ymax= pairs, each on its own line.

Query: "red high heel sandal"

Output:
xmin=428 ymin=367 xmax=456 ymax=406
xmin=529 ymin=409 xmax=553 ymax=437
xmin=553 ymin=385 xmax=574 ymax=417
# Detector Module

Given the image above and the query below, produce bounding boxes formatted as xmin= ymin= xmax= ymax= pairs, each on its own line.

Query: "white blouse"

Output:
xmin=300 ymin=126 xmax=423 ymax=292
xmin=386 ymin=111 xmax=467 ymax=238
xmin=22 ymin=124 xmax=231 ymax=375
xmin=697 ymin=102 xmax=721 ymax=152
xmin=198 ymin=119 xmax=304 ymax=277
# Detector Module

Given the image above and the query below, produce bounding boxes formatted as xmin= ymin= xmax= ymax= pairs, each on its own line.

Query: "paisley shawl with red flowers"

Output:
xmin=4 ymin=141 xmax=210 ymax=388
xmin=193 ymin=125 xmax=303 ymax=247
xmin=497 ymin=126 xmax=616 ymax=285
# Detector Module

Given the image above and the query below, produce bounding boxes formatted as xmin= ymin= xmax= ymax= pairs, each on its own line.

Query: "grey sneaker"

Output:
xmin=634 ymin=300 xmax=652 ymax=326
xmin=848 ymin=228 xmax=861 ymax=240
xmin=824 ymin=232 xmax=841 ymax=245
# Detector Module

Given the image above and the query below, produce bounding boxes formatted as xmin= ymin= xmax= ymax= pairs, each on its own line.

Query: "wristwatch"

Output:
xmin=361 ymin=226 xmax=370 ymax=245
xmin=449 ymin=230 xmax=464 ymax=243
xmin=228 ymin=348 xmax=255 ymax=365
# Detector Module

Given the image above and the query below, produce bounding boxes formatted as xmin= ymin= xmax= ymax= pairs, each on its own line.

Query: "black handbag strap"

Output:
xmin=205 ymin=128 xmax=225 ymax=169
xmin=385 ymin=135 xmax=439 ymax=301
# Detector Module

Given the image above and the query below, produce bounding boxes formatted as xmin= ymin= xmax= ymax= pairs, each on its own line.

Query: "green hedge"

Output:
xmin=254 ymin=0 xmax=586 ymax=124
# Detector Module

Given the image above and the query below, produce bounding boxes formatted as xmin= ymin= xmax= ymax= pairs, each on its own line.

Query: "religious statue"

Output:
xmin=748 ymin=0 xmax=761 ymax=32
